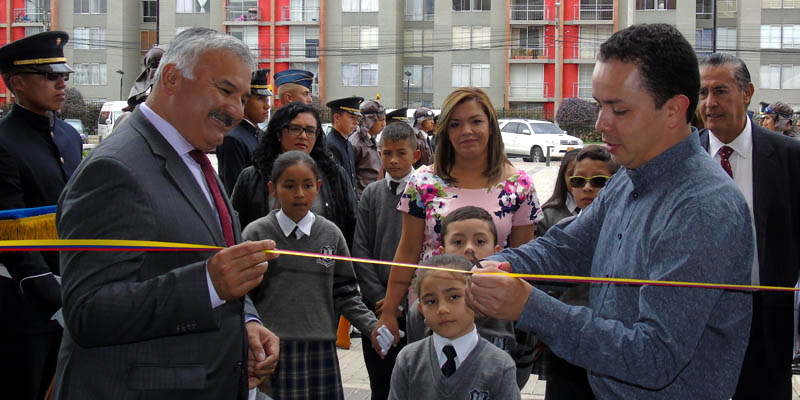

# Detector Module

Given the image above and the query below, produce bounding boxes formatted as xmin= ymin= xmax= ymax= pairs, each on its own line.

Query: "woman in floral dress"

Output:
xmin=373 ymin=87 xmax=540 ymax=347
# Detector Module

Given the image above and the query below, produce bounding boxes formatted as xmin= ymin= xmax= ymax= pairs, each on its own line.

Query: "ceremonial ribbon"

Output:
xmin=1 ymin=239 xmax=798 ymax=292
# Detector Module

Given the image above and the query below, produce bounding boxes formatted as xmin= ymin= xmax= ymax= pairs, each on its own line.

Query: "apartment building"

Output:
xmin=0 ymin=0 xmax=796 ymax=115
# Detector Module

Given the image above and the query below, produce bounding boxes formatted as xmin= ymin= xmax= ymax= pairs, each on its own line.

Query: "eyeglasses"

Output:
xmin=568 ymin=175 xmax=610 ymax=189
xmin=283 ymin=124 xmax=317 ymax=137
xmin=15 ymin=71 xmax=70 ymax=82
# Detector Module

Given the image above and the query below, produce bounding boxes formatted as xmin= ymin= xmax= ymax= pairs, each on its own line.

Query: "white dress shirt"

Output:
xmin=276 ymin=209 xmax=316 ymax=239
xmin=708 ymin=117 xmax=760 ymax=284
xmin=139 ymin=103 xmax=228 ymax=307
xmin=432 ymin=325 xmax=479 ymax=370
xmin=387 ymin=168 xmax=415 ymax=196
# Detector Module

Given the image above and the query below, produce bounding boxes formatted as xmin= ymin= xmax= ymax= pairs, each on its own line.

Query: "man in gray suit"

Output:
xmin=54 ymin=28 xmax=280 ymax=399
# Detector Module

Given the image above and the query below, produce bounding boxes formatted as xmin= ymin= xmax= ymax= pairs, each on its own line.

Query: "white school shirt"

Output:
xmin=432 ymin=325 xmax=479 ymax=370
xmin=276 ymin=210 xmax=316 ymax=239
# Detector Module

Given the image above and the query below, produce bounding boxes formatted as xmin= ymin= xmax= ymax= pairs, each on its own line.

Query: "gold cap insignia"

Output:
xmin=56 ymin=38 xmax=61 ymax=46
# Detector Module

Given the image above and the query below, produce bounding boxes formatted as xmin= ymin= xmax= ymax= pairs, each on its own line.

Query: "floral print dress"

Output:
xmin=397 ymin=165 xmax=541 ymax=264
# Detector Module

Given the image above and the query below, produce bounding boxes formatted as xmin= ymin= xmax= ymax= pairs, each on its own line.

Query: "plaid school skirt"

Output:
xmin=270 ymin=340 xmax=344 ymax=400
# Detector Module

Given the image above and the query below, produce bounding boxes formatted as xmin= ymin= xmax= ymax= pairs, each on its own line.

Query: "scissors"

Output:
xmin=467 ymin=251 xmax=483 ymax=270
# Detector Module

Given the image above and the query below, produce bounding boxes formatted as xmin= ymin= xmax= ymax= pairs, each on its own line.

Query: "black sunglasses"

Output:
xmin=16 ymin=71 xmax=70 ymax=82
xmin=568 ymin=175 xmax=610 ymax=189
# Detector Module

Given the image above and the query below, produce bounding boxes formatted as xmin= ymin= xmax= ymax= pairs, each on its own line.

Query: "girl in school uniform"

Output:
xmin=243 ymin=150 xmax=378 ymax=400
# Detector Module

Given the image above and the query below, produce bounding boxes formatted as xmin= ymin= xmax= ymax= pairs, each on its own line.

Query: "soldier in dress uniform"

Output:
xmin=326 ymin=96 xmax=363 ymax=189
xmin=348 ymin=99 xmax=385 ymax=199
xmin=216 ymin=68 xmax=272 ymax=193
xmin=385 ymin=107 xmax=409 ymax=125
xmin=273 ymin=69 xmax=313 ymax=108
xmin=0 ymin=30 xmax=82 ymax=400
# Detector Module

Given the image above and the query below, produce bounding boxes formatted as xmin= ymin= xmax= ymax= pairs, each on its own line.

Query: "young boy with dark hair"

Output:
xmin=389 ymin=254 xmax=520 ymax=400
xmin=352 ymin=122 xmax=420 ymax=399
xmin=405 ymin=206 xmax=533 ymax=389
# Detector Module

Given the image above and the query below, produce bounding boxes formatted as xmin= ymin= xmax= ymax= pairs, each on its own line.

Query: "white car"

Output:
xmin=498 ymin=119 xmax=583 ymax=162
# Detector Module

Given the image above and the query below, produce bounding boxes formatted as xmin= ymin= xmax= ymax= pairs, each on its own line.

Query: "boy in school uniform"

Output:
xmin=406 ymin=206 xmax=534 ymax=388
xmin=389 ymin=254 xmax=520 ymax=400
xmin=352 ymin=122 xmax=420 ymax=399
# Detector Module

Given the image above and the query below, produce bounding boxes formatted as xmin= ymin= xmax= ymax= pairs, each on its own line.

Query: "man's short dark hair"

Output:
xmin=441 ymin=206 xmax=498 ymax=247
xmin=598 ymin=23 xmax=699 ymax=123
xmin=699 ymin=53 xmax=752 ymax=91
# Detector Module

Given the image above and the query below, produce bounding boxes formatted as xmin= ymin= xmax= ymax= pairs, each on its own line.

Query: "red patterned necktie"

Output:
xmin=718 ymin=145 xmax=734 ymax=179
xmin=189 ymin=150 xmax=235 ymax=247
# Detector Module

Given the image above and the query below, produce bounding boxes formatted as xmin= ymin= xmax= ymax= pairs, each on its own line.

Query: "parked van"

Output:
xmin=97 ymin=101 xmax=127 ymax=142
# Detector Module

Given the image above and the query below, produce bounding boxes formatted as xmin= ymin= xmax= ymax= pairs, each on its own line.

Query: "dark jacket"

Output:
xmin=699 ymin=125 xmax=800 ymax=396
xmin=231 ymin=161 xmax=358 ymax=247
xmin=326 ymin=128 xmax=357 ymax=188
xmin=216 ymin=119 xmax=261 ymax=194
xmin=0 ymin=104 xmax=81 ymax=337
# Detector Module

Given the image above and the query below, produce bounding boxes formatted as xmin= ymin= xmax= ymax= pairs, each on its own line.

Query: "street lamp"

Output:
xmin=404 ymin=70 xmax=412 ymax=109
xmin=116 ymin=70 xmax=124 ymax=101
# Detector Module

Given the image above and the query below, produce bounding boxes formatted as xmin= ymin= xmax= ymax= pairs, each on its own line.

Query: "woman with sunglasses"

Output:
xmin=231 ymin=101 xmax=357 ymax=245
xmin=541 ymin=144 xmax=618 ymax=400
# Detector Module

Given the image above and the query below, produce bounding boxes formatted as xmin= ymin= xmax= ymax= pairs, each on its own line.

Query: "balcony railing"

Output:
xmin=574 ymin=4 xmax=613 ymax=21
xmin=510 ymin=5 xmax=550 ymax=21
xmin=571 ymin=83 xmax=593 ymax=99
xmin=14 ymin=8 xmax=46 ymax=23
xmin=510 ymin=46 xmax=550 ymax=60
xmin=571 ymin=43 xmax=600 ymax=59
xmin=225 ymin=5 xmax=261 ymax=22
xmin=280 ymin=42 xmax=319 ymax=59
xmin=280 ymin=6 xmax=320 ymax=22
xmin=509 ymin=82 xmax=551 ymax=98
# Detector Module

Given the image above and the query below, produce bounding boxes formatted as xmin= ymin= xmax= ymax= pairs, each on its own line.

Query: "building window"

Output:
xmin=760 ymin=64 xmax=800 ymax=89
xmin=74 ymin=0 xmax=107 ymax=14
xmin=342 ymin=63 xmax=378 ymax=86
xmin=635 ymin=0 xmax=675 ymax=10
xmin=142 ymin=0 xmax=157 ymax=22
xmin=761 ymin=24 xmax=800 ymax=48
xmin=403 ymin=65 xmax=433 ymax=93
xmin=453 ymin=0 xmax=491 ymax=11
xmin=716 ymin=0 xmax=736 ymax=17
xmin=452 ymin=26 xmax=491 ymax=49
xmin=343 ymin=26 xmax=378 ymax=49
xmin=25 ymin=26 xmax=43 ymax=37
xmin=762 ymin=0 xmax=800 ymax=8
xmin=510 ymin=64 xmax=546 ymax=97
xmin=404 ymin=29 xmax=433 ymax=57
xmin=141 ymin=30 xmax=157 ymax=55
xmin=73 ymin=63 xmax=108 ymax=86
xmin=176 ymin=0 xmax=209 ymax=13
xmin=228 ymin=26 xmax=259 ymax=56
xmin=289 ymin=26 xmax=320 ymax=58
xmin=405 ymin=0 xmax=434 ymax=20
xmin=578 ymin=25 xmax=611 ymax=59
xmin=342 ymin=0 xmax=378 ymax=12
xmin=452 ymin=64 xmax=489 ymax=87
xmin=73 ymin=27 xmax=107 ymax=50
xmin=176 ymin=27 xmax=191 ymax=35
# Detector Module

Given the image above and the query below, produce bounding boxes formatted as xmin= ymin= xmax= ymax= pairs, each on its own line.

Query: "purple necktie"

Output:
xmin=718 ymin=145 xmax=734 ymax=179
xmin=189 ymin=150 xmax=235 ymax=247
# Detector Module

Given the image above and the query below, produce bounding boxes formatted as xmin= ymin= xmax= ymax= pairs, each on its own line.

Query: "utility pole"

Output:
xmin=405 ymin=71 xmax=412 ymax=109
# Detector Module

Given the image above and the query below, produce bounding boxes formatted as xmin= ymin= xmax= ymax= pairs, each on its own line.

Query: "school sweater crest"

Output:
xmin=242 ymin=210 xmax=377 ymax=341
xmin=389 ymin=336 xmax=521 ymax=400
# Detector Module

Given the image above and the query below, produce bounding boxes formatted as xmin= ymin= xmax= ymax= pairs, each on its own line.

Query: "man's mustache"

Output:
xmin=209 ymin=109 xmax=237 ymax=128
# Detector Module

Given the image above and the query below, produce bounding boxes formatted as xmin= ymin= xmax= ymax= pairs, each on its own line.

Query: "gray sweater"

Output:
xmin=351 ymin=178 xmax=405 ymax=307
xmin=243 ymin=211 xmax=378 ymax=341
xmin=389 ymin=336 xmax=520 ymax=400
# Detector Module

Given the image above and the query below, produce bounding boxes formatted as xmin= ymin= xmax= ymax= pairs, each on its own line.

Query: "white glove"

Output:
xmin=377 ymin=325 xmax=405 ymax=355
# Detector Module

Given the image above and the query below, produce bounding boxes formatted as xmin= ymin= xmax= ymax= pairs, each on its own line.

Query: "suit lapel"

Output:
xmin=128 ymin=109 xmax=227 ymax=246
xmin=751 ymin=126 xmax=776 ymax=260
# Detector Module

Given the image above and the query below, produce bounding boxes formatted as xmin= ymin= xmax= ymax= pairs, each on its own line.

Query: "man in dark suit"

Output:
xmin=217 ymin=68 xmax=271 ymax=193
xmin=698 ymin=53 xmax=800 ymax=399
xmin=0 ymin=31 xmax=82 ymax=400
xmin=54 ymin=28 xmax=279 ymax=399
